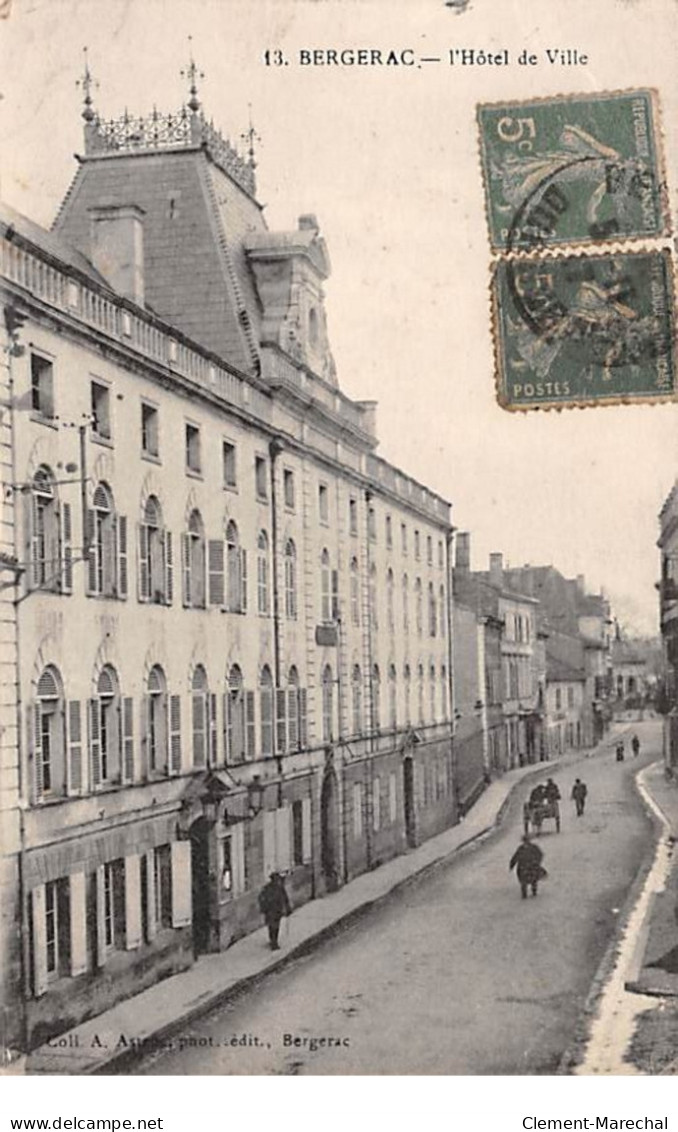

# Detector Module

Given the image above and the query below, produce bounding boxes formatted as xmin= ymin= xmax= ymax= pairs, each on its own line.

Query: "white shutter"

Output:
xmin=96 ymin=865 xmax=107 ymax=968
xmin=117 ymin=515 xmax=128 ymax=599
xmin=231 ymin=824 xmax=245 ymax=897
xmin=124 ymin=854 xmax=142 ymax=950
xmin=276 ymin=807 xmax=292 ymax=873
xmin=31 ymin=886 xmax=48 ymax=997
xmin=302 ymin=796 xmax=312 ymax=863
xmin=263 ymin=809 xmax=276 ymax=877
xmin=171 ymin=841 xmax=192 ymax=927
xmin=69 ymin=872 xmax=87 ymax=976
xmin=145 ymin=850 xmax=157 ymax=941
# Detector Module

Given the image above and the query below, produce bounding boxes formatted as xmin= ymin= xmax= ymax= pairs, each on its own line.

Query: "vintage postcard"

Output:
xmin=1 ymin=0 xmax=678 ymax=1101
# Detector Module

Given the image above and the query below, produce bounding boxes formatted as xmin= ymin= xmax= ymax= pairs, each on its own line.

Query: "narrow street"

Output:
xmin=135 ymin=724 xmax=660 ymax=1076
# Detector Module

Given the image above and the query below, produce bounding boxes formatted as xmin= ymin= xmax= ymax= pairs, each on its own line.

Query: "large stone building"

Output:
xmin=0 ymin=63 xmax=456 ymax=1053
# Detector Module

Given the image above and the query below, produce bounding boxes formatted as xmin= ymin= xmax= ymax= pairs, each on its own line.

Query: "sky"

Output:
xmin=1 ymin=0 xmax=677 ymax=635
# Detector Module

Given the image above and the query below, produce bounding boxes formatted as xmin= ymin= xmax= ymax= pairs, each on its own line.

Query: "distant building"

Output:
xmin=544 ymin=633 xmax=586 ymax=756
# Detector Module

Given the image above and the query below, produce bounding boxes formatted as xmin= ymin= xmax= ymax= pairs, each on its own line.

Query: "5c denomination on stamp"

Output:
xmin=493 ymin=249 xmax=676 ymax=410
xmin=478 ymin=90 xmax=668 ymax=251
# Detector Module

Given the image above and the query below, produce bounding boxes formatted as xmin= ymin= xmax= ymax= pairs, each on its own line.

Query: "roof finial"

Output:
xmin=77 ymin=46 xmax=98 ymax=123
xmin=242 ymin=104 xmax=261 ymax=170
xmin=181 ymin=36 xmax=204 ymax=114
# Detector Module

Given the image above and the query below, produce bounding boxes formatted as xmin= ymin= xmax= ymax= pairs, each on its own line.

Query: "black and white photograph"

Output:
xmin=1 ymin=0 xmax=678 ymax=1103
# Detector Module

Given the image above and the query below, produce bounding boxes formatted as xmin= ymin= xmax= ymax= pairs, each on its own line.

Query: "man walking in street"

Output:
xmin=509 ymin=834 xmax=546 ymax=900
xmin=258 ymin=871 xmax=292 ymax=950
xmin=571 ymin=777 xmax=588 ymax=817
xmin=632 ymin=734 xmax=640 ymax=758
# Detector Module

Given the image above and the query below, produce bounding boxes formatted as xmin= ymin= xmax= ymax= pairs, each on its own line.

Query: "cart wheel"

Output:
xmin=556 ymin=814 xmax=561 ymax=833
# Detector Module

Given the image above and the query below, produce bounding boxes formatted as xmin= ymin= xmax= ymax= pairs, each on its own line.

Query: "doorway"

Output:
xmin=189 ymin=816 xmax=210 ymax=955
xmin=320 ymin=770 xmax=339 ymax=891
xmin=403 ymin=756 xmax=416 ymax=848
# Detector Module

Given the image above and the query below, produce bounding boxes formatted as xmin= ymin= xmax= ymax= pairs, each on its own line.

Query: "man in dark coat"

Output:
xmin=258 ymin=872 xmax=291 ymax=950
xmin=544 ymin=778 xmax=561 ymax=805
xmin=509 ymin=834 xmax=545 ymax=899
xmin=571 ymin=777 xmax=588 ymax=817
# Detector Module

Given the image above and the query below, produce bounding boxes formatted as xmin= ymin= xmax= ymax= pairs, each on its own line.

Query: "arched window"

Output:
xmin=387 ymin=569 xmax=395 ymax=634
xmin=369 ymin=564 xmax=378 ymax=630
xmin=350 ymin=557 xmax=360 ymax=627
xmin=260 ymin=666 xmax=273 ymax=755
xmin=388 ymin=664 xmax=397 ymax=730
xmin=402 ymin=574 xmax=409 ymax=634
xmin=322 ymin=665 xmax=334 ymax=742
xmin=404 ymin=664 xmax=412 ymax=726
xmin=183 ymin=509 xmax=206 ymax=608
xmin=439 ymin=584 xmax=446 ymax=637
xmin=146 ymin=665 xmax=168 ymax=775
xmin=429 ymin=664 xmax=437 ymax=722
xmin=257 ymin=531 xmax=270 ymax=615
xmin=351 ymin=664 xmax=362 ymax=735
xmin=90 ymin=665 xmax=121 ymax=786
xmin=30 ymin=467 xmax=59 ymax=591
xmin=415 ymin=578 xmax=423 ymax=637
xmin=441 ymin=666 xmax=448 ymax=719
xmin=140 ymin=495 xmax=170 ymax=605
xmin=226 ymin=664 xmax=247 ymax=763
xmin=88 ymin=483 xmax=116 ymax=597
xmin=321 ymin=548 xmax=331 ymax=623
xmin=33 ymin=665 xmax=65 ymax=798
xmin=192 ymin=665 xmax=209 ymax=768
xmin=284 ymin=539 xmax=297 ymax=619
xmin=226 ymin=520 xmax=246 ymax=613
xmin=372 ymin=664 xmax=381 ymax=732
xmin=417 ymin=663 xmax=425 ymax=724
xmin=287 ymin=666 xmax=302 ymax=751
xmin=428 ymin=582 xmax=437 ymax=638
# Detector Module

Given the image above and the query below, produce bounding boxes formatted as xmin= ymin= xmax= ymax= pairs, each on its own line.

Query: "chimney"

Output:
xmin=489 ymin=552 xmax=503 ymax=589
xmin=88 ymin=204 xmax=146 ymax=305
xmin=455 ymin=531 xmax=471 ymax=573
xmin=576 ymin=574 xmax=586 ymax=596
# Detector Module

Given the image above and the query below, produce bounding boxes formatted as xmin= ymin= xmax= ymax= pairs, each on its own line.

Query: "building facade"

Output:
xmin=0 ymin=70 xmax=456 ymax=1053
xmin=658 ymin=481 xmax=678 ymax=770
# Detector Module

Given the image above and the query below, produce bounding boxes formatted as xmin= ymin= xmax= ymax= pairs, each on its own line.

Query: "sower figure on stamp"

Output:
xmin=258 ymin=871 xmax=291 ymax=950
xmin=509 ymin=834 xmax=547 ymax=900
xmin=571 ymin=777 xmax=588 ymax=817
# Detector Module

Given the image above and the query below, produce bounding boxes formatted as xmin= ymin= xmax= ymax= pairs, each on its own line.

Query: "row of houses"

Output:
xmin=0 ymin=63 xmax=618 ymax=1056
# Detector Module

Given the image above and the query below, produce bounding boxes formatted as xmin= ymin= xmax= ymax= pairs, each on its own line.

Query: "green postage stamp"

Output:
xmin=477 ymin=90 xmax=668 ymax=251
xmin=493 ymin=249 xmax=675 ymax=410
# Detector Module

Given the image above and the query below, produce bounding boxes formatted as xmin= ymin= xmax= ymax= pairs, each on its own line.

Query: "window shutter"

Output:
xmin=122 ymin=696 xmax=134 ymax=782
xmin=164 ymin=530 xmax=173 ymax=605
xmin=263 ymin=809 xmax=276 ymax=877
xmin=140 ymin=695 xmax=149 ymax=780
xmin=171 ymin=841 xmax=192 ymax=927
xmin=89 ymin=698 xmax=101 ymax=788
xmin=46 ymin=499 xmax=61 ymax=593
xmin=196 ymin=537 xmax=206 ymax=609
xmin=245 ymin=691 xmax=256 ymax=759
xmin=124 ymin=854 xmax=142 ymax=950
xmin=331 ymin=569 xmax=340 ymax=620
xmin=276 ymin=689 xmax=287 ymax=755
xmin=240 ymin=548 xmax=248 ymax=613
xmin=231 ymin=823 xmax=245 ymax=897
xmin=302 ymin=796 xmax=312 ymax=862
xmin=181 ymin=533 xmax=191 ymax=607
xmin=69 ymin=872 xmax=88 ymax=977
xmin=85 ymin=509 xmax=97 ymax=594
xmin=138 ymin=522 xmax=150 ymax=601
xmin=95 ymin=865 xmax=107 ymax=968
xmin=31 ymin=886 xmax=48 ymax=997
xmin=298 ymin=688 xmax=308 ymax=749
xmin=209 ymin=693 xmax=218 ymax=766
xmin=67 ymin=700 xmax=83 ymax=795
xmin=223 ymin=692 xmax=231 ymax=765
xmin=32 ymin=704 xmax=43 ymax=801
xmin=117 ymin=515 xmax=128 ymax=599
xmin=169 ymin=694 xmax=181 ymax=774
xmin=208 ymin=539 xmax=225 ymax=606
xmin=287 ymin=689 xmax=298 ymax=751
xmin=24 ymin=491 xmax=35 ymax=592
xmin=276 ymin=807 xmax=292 ymax=873
xmin=145 ymin=850 xmax=157 ymax=941
xmin=62 ymin=503 xmax=73 ymax=593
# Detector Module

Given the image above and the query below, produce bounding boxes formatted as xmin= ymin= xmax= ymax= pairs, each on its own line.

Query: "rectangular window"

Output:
xmin=352 ymin=782 xmax=363 ymax=839
xmin=90 ymin=380 xmax=111 ymax=440
xmin=555 ymin=688 xmax=562 ymax=710
xmin=153 ymin=845 xmax=172 ymax=928
xmin=319 ymin=483 xmax=329 ymax=524
xmin=185 ymin=423 xmax=201 ymax=474
xmin=427 ymin=535 xmax=433 ymax=565
xmin=141 ymin=402 xmax=159 ymax=458
xmin=401 ymin=524 xmax=407 ymax=555
xmin=222 ymin=440 xmax=237 ymax=488
xmin=438 ymin=541 xmax=444 ymax=568
xmin=30 ymin=353 xmax=54 ymax=419
xmin=103 ymin=860 xmax=125 ymax=951
xmin=386 ymin=515 xmax=392 ymax=549
xmin=349 ymin=498 xmax=358 ymax=537
xmin=283 ymin=468 xmax=295 ymax=510
xmin=368 ymin=506 xmax=376 ymax=542
xmin=414 ymin=530 xmax=421 ymax=560
xmin=373 ymin=777 xmax=381 ymax=832
xmin=292 ymin=799 xmax=304 ymax=867
xmin=255 ymin=455 xmax=268 ymax=501
xmin=221 ymin=836 xmax=233 ymax=896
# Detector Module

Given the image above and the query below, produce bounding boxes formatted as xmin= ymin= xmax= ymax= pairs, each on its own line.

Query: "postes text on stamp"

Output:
xmin=478 ymin=90 xmax=667 ymax=251
xmin=493 ymin=249 xmax=675 ymax=410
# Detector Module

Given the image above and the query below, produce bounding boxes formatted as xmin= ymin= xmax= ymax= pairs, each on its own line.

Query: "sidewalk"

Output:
xmin=24 ymin=733 xmax=627 ymax=1075
xmin=625 ymin=760 xmax=678 ymax=999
